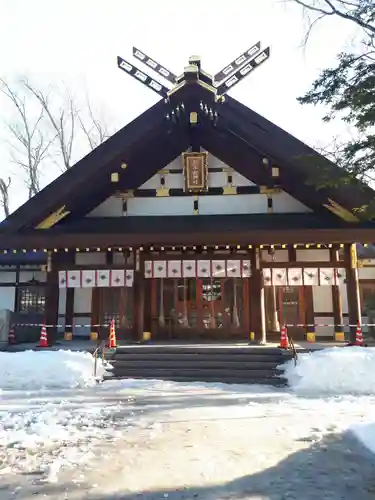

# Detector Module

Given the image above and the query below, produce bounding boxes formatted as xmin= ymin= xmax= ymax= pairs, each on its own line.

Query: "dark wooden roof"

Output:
xmin=1 ymin=75 xmax=375 ymax=243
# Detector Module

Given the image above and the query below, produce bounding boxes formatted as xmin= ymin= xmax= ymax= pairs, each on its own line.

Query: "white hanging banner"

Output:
xmin=303 ymin=268 xmax=319 ymax=286
xmin=335 ymin=268 xmax=346 ymax=286
xmin=144 ymin=260 xmax=152 ymax=278
xmin=212 ymin=260 xmax=226 ymax=278
xmin=227 ymin=260 xmax=241 ymax=278
xmin=198 ymin=260 xmax=211 ymax=278
xmin=272 ymin=268 xmax=288 ymax=286
xmin=111 ymin=269 xmax=125 ymax=287
xmin=288 ymin=268 xmax=303 ymax=286
xmin=319 ymin=268 xmax=335 ymax=286
xmin=241 ymin=260 xmax=251 ymax=278
xmin=58 ymin=270 xmax=67 ymax=288
xmin=153 ymin=261 xmax=167 ymax=278
xmin=182 ymin=260 xmax=196 ymax=278
xmin=96 ymin=269 xmax=110 ymax=287
xmin=82 ymin=270 xmax=96 ymax=288
xmin=67 ymin=270 xmax=81 ymax=288
xmin=125 ymin=269 xmax=134 ymax=287
xmin=167 ymin=260 xmax=182 ymax=278
xmin=263 ymin=268 xmax=272 ymax=286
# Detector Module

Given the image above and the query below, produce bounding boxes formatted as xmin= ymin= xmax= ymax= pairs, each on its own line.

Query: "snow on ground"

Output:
xmin=1 ymin=348 xmax=375 ymax=498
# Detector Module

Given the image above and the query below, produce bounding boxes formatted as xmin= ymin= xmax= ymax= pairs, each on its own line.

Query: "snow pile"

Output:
xmin=350 ymin=422 xmax=375 ymax=455
xmin=280 ymin=346 xmax=375 ymax=395
xmin=0 ymin=350 xmax=109 ymax=391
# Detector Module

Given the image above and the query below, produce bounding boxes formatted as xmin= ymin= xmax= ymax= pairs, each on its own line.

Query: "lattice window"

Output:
xmin=18 ymin=287 xmax=46 ymax=313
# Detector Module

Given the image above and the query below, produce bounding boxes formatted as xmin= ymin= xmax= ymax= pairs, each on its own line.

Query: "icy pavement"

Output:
xmin=0 ymin=349 xmax=375 ymax=498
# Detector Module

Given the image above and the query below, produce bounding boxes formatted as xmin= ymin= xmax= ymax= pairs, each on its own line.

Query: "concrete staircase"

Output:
xmin=105 ymin=345 xmax=293 ymax=386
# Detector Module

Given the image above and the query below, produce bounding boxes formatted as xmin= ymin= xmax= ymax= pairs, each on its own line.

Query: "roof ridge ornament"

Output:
xmin=117 ymin=42 xmax=270 ymax=99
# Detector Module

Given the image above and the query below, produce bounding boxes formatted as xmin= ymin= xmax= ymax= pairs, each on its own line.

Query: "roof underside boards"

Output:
xmin=2 ymin=81 xmax=375 ymax=236
xmin=223 ymin=96 xmax=375 ymax=212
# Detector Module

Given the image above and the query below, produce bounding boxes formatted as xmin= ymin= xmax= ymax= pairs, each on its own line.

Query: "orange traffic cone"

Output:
xmin=8 ymin=325 xmax=16 ymax=344
xmin=354 ymin=321 xmax=364 ymax=346
xmin=39 ymin=324 xmax=48 ymax=348
xmin=279 ymin=324 xmax=289 ymax=349
xmin=108 ymin=319 xmax=117 ymax=348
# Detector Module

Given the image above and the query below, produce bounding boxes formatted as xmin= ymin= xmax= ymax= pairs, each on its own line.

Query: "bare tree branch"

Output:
xmin=0 ymin=177 xmax=11 ymax=218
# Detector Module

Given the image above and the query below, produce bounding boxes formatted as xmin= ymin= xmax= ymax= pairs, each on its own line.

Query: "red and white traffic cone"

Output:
xmin=8 ymin=325 xmax=16 ymax=344
xmin=108 ymin=319 xmax=117 ymax=348
xmin=354 ymin=321 xmax=364 ymax=346
xmin=278 ymin=324 xmax=289 ymax=349
xmin=39 ymin=323 xmax=48 ymax=348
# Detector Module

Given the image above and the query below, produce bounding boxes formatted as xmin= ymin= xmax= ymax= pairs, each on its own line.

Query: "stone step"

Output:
xmin=104 ymin=374 xmax=287 ymax=387
xmin=114 ymin=346 xmax=286 ymax=356
xmin=112 ymin=352 xmax=290 ymax=363
xmin=110 ymin=367 xmax=283 ymax=379
xmin=109 ymin=359 xmax=285 ymax=370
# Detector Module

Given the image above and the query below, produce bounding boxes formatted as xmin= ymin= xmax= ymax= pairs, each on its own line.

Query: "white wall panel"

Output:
xmin=58 ymin=288 xmax=67 ymax=315
xmin=87 ymin=196 xmax=123 ymax=217
xmin=199 ymin=194 xmax=267 ymax=215
xmin=314 ymin=317 xmax=334 ymax=336
xmin=261 ymin=250 xmax=289 ymax=263
xmin=272 ymin=192 xmax=312 ymax=213
xmin=359 ymin=267 xmax=375 ymax=279
xmin=0 ymin=271 xmax=16 ymax=283
xmin=127 ymin=197 xmax=193 ymax=216
xmin=313 ymin=286 xmax=333 ymax=313
xmin=75 ymin=253 xmax=106 ymax=265
xmin=73 ymin=288 xmax=92 ymax=314
xmin=296 ymin=249 xmax=330 ymax=262
xmin=0 ymin=287 xmax=15 ymax=311
xmin=339 ymin=283 xmax=348 ymax=314
xmin=19 ymin=270 xmax=47 ymax=283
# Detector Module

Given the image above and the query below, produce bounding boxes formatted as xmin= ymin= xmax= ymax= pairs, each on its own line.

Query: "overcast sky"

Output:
xmin=0 ymin=0 xmax=358 ymax=215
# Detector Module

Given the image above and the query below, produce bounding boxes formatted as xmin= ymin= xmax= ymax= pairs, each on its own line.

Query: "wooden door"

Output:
xmin=278 ymin=286 xmax=304 ymax=338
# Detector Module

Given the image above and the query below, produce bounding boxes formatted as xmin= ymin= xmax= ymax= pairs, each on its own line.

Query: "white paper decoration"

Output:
xmin=227 ymin=260 xmax=241 ymax=278
xmin=263 ymin=268 xmax=272 ymax=286
xmin=288 ymin=268 xmax=303 ymax=286
xmin=96 ymin=269 xmax=110 ymax=287
xmin=335 ymin=268 xmax=346 ymax=286
xmin=272 ymin=268 xmax=288 ymax=286
xmin=182 ymin=260 xmax=196 ymax=278
xmin=82 ymin=270 xmax=96 ymax=288
xmin=153 ymin=261 xmax=167 ymax=278
xmin=144 ymin=260 xmax=152 ymax=278
xmin=319 ymin=268 xmax=335 ymax=286
xmin=303 ymin=268 xmax=319 ymax=286
xmin=125 ymin=269 xmax=134 ymax=287
xmin=241 ymin=260 xmax=251 ymax=278
xmin=197 ymin=260 xmax=211 ymax=277
xmin=212 ymin=260 xmax=226 ymax=278
xmin=67 ymin=270 xmax=81 ymax=288
xmin=58 ymin=270 xmax=67 ymax=288
xmin=110 ymin=269 xmax=125 ymax=287
xmin=167 ymin=260 xmax=182 ymax=278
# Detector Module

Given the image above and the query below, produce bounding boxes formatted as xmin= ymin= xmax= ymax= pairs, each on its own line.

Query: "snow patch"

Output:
xmin=0 ymin=350 xmax=109 ymax=391
xmin=280 ymin=346 xmax=375 ymax=395
xmin=350 ymin=422 xmax=375 ymax=455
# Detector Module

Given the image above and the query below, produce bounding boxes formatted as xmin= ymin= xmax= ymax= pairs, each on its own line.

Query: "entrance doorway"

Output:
xmin=151 ymin=278 xmax=249 ymax=340
xmin=94 ymin=287 xmax=134 ymax=340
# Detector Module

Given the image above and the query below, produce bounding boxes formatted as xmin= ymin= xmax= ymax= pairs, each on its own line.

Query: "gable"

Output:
xmin=86 ymin=152 xmax=312 ymax=218
xmin=1 ymin=78 xmax=374 ymax=237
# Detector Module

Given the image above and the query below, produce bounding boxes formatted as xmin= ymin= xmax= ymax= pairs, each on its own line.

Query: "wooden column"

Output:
xmin=63 ymin=251 xmax=75 ymax=340
xmin=304 ymin=286 xmax=315 ymax=339
xmin=133 ymin=249 xmax=145 ymax=342
xmin=344 ymin=243 xmax=361 ymax=343
xmin=249 ymin=247 xmax=266 ymax=344
xmin=330 ymin=246 xmax=344 ymax=340
xmin=45 ymin=252 xmax=59 ymax=345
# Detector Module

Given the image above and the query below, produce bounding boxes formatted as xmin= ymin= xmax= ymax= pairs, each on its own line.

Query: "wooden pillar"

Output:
xmin=330 ymin=246 xmax=344 ymax=341
xmin=133 ymin=249 xmax=145 ymax=342
xmin=344 ymin=243 xmax=361 ymax=343
xmin=45 ymin=252 xmax=59 ymax=345
xmin=63 ymin=251 xmax=75 ymax=340
xmin=304 ymin=286 xmax=315 ymax=339
xmin=249 ymin=247 xmax=266 ymax=344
